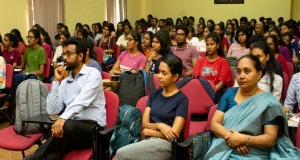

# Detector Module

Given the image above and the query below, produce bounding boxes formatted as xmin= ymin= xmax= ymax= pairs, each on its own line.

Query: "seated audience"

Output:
xmin=73 ymin=22 xmax=83 ymax=36
xmin=255 ymin=22 xmax=264 ymax=35
xmin=109 ymin=31 xmax=146 ymax=75
xmin=2 ymin=33 xmax=20 ymax=67
xmin=249 ymin=34 xmax=283 ymax=78
xmin=52 ymin=31 xmax=71 ymax=68
xmin=136 ymin=23 xmax=145 ymax=41
xmin=282 ymin=32 xmax=299 ymax=63
xmin=116 ymin=22 xmax=124 ymax=41
xmin=214 ymin=23 xmax=230 ymax=55
xmin=227 ymin=26 xmax=252 ymax=58
xmin=83 ymin=24 xmax=94 ymax=42
xmin=11 ymin=29 xmax=46 ymax=102
xmin=142 ymin=31 xmax=153 ymax=59
xmin=206 ymin=54 xmax=299 ymax=159
xmin=85 ymin=40 xmax=102 ymax=73
xmin=38 ymin=28 xmax=53 ymax=59
xmin=186 ymin=26 xmax=199 ymax=47
xmin=94 ymin=23 xmax=103 ymax=42
xmin=198 ymin=25 xmax=214 ymax=57
xmin=281 ymin=21 xmax=299 ymax=57
xmin=284 ymin=72 xmax=300 ymax=115
xmin=197 ymin=23 xmax=205 ymax=41
xmin=117 ymin=23 xmax=132 ymax=52
xmin=147 ymin=18 xmax=160 ymax=33
xmin=53 ymin=23 xmax=65 ymax=48
xmin=98 ymin=23 xmax=116 ymax=64
xmin=10 ymin=29 xmax=26 ymax=55
xmin=269 ymin=28 xmax=292 ymax=62
xmin=145 ymin=30 xmax=173 ymax=74
xmin=267 ymin=35 xmax=288 ymax=75
xmin=172 ymin=25 xmax=198 ymax=76
xmin=170 ymin=26 xmax=177 ymax=46
xmin=225 ymin=23 xmax=236 ymax=46
xmin=235 ymin=41 xmax=283 ymax=101
xmin=193 ymin=32 xmax=232 ymax=101
xmin=231 ymin=18 xmax=239 ymax=32
xmin=115 ymin=55 xmax=188 ymax=160
xmin=24 ymin=37 xmax=106 ymax=160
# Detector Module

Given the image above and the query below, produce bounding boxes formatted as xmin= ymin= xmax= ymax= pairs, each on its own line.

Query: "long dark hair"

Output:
xmin=128 ymin=30 xmax=144 ymax=54
xmin=116 ymin=22 xmax=124 ymax=40
xmin=4 ymin=33 xmax=19 ymax=48
xmin=282 ymin=32 xmax=294 ymax=57
xmin=153 ymin=30 xmax=171 ymax=56
xmin=38 ymin=28 xmax=53 ymax=48
xmin=252 ymin=41 xmax=277 ymax=92
xmin=205 ymin=32 xmax=225 ymax=57
xmin=225 ymin=23 xmax=235 ymax=44
xmin=235 ymin=26 xmax=252 ymax=48
xmin=11 ymin=29 xmax=25 ymax=43
xmin=267 ymin=35 xmax=280 ymax=54
xmin=269 ymin=28 xmax=284 ymax=46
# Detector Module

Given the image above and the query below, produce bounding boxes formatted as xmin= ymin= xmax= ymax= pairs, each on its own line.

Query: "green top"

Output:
xmin=23 ymin=46 xmax=46 ymax=80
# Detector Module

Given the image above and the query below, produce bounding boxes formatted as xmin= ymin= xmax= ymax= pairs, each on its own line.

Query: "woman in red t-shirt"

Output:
xmin=2 ymin=33 xmax=20 ymax=67
xmin=193 ymin=32 xmax=232 ymax=102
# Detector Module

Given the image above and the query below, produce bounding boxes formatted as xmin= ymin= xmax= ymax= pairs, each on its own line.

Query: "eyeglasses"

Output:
xmin=125 ymin=38 xmax=135 ymax=42
xmin=26 ymin=36 xmax=35 ymax=40
xmin=62 ymin=52 xmax=76 ymax=57
xmin=176 ymin=33 xmax=185 ymax=37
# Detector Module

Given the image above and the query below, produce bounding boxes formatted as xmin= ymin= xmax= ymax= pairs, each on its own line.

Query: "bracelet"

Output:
xmin=246 ymin=135 xmax=250 ymax=146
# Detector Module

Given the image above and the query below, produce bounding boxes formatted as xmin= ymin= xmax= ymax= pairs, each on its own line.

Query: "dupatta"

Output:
xmin=204 ymin=92 xmax=300 ymax=160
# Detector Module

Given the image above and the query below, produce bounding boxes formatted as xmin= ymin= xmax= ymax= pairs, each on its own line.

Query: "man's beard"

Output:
xmin=64 ymin=56 xmax=78 ymax=71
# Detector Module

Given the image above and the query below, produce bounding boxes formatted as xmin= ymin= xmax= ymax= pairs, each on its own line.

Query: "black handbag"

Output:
xmin=178 ymin=131 xmax=213 ymax=160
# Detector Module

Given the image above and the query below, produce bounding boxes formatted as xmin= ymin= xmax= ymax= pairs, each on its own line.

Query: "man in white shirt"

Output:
xmin=25 ymin=37 xmax=106 ymax=160
xmin=147 ymin=18 xmax=160 ymax=34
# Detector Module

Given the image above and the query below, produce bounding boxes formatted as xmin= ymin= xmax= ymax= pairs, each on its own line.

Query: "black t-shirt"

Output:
xmin=147 ymin=88 xmax=188 ymax=127
xmin=149 ymin=50 xmax=174 ymax=74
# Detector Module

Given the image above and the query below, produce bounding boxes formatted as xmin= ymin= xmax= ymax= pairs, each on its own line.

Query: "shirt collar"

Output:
xmin=66 ymin=64 xmax=88 ymax=82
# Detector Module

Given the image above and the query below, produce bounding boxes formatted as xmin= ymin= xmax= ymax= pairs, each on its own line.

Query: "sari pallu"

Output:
xmin=204 ymin=92 xmax=300 ymax=160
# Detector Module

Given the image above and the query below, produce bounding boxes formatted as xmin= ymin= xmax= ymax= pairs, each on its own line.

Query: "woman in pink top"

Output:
xmin=227 ymin=26 xmax=252 ymax=58
xmin=110 ymin=31 xmax=146 ymax=75
xmin=38 ymin=28 xmax=52 ymax=59
xmin=10 ymin=29 xmax=26 ymax=55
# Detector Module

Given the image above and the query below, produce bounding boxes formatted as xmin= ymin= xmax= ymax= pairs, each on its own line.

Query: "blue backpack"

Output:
xmin=109 ymin=104 xmax=142 ymax=157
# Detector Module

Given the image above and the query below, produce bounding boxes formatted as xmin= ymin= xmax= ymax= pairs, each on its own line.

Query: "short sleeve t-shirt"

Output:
xmin=2 ymin=48 xmax=20 ymax=65
xmin=23 ymin=46 xmax=46 ymax=80
xmin=147 ymin=88 xmax=188 ymax=127
xmin=149 ymin=50 xmax=174 ymax=74
xmin=192 ymin=56 xmax=232 ymax=88
xmin=118 ymin=50 xmax=146 ymax=70
xmin=172 ymin=45 xmax=199 ymax=71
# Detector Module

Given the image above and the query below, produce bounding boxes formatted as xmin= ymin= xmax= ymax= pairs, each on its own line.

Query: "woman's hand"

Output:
xmin=157 ymin=123 xmax=178 ymax=141
xmin=225 ymin=130 xmax=247 ymax=148
xmin=236 ymin=145 xmax=252 ymax=155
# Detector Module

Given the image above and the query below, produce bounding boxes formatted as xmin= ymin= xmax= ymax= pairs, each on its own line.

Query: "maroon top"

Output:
xmin=2 ymin=48 xmax=20 ymax=65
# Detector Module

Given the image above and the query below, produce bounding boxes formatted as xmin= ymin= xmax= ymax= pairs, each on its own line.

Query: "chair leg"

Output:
xmin=0 ymin=108 xmax=14 ymax=124
xmin=22 ymin=151 xmax=25 ymax=158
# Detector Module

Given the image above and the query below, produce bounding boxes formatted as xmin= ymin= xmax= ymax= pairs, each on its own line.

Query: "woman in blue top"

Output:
xmin=205 ymin=54 xmax=300 ymax=159
xmin=115 ymin=55 xmax=189 ymax=160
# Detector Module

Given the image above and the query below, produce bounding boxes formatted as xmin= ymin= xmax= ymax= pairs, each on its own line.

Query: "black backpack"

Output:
xmin=109 ymin=104 xmax=142 ymax=157
xmin=116 ymin=70 xmax=147 ymax=106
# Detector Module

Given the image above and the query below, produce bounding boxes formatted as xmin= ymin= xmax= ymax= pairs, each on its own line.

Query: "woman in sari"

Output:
xmin=205 ymin=54 xmax=300 ymax=160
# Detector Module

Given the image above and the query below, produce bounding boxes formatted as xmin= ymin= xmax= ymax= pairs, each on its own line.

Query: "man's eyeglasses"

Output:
xmin=26 ymin=36 xmax=35 ymax=40
xmin=62 ymin=52 xmax=76 ymax=57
